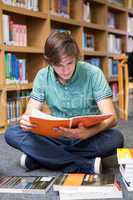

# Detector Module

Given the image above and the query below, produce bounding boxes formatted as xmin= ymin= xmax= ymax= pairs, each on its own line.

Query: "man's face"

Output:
xmin=52 ymin=55 xmax=76 ymax=84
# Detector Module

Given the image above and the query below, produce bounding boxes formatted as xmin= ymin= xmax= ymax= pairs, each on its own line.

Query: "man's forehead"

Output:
xmin=60 ymin=56 xmax=75 ymax=64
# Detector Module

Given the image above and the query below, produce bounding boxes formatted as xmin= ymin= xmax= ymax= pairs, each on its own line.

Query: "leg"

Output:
xmin=4 ymin=124 xmax=96 ymax=173
xmin=67 ymin=128 xmax=124 ymax=158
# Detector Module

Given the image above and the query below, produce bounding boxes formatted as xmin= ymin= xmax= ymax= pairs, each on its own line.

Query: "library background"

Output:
xmin=0 ymin=0 xmax=133 ymax=135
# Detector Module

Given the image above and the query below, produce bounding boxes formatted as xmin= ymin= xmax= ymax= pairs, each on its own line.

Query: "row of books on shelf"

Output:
xmin=117 ymin=148 xmax=133 ymax=191
xmin=85 ymin=57 xmax=101 ymax=68
xmin=108 ymin=0 xmax=124 ymax=6
xmin=127 ymin=37 xmax=133 ymax=52
xmin=110 ymin=82 xmax=118 ymax=102
xmin=109 ymin=0 xmax=133 ymax=8
xmin=5 ymin=53 xmax=28 ymax=84
xmin=49 ymin=0 xmax=70 ymax=18
xmin=4 ymin=52 xmax=119 ymax=85
xmin=0 ymin=173 xmax=123 ymax=199
xmin=2 ymin=14 xmax=27 ymax=46
xmin=83 ymin=32 xmax=122 ymax=54
xmin=108 ymin=34 xmax=122 ymax=54
xmin=7 ymin=91 xmax=30 ymax=123
xmin=108 ymin=58 xmax=118 ymax=77
xmin=128 ymin=16 xmax=133 ymax=34
xmin=2 ymin=0 xmax=39 ymax=11
xmin=83 ymin=0 xmax=91 ymax=22
xmin=107 ymin=12 xmax=117 ymax=29
xmin=82 ymin=32 xmax=94 ymax=51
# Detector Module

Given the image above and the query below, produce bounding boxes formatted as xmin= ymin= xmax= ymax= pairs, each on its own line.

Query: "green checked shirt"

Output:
xmin=30 ymin=61 xmax=112 ymax=118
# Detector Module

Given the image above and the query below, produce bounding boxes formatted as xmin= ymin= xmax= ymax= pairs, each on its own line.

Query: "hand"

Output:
xmin=19 ymin=114 xmax=34 ymax=132
xmin=55 ymin=123 xmax=90 ymax=140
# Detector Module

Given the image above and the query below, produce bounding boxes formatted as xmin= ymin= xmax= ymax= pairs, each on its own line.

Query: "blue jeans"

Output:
xmin=5 ymin=124 xmax=124 ymax=173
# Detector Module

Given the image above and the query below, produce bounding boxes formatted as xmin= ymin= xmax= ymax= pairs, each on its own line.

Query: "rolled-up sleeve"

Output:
xmin=30 ymin=70 xmax=46 ymax=102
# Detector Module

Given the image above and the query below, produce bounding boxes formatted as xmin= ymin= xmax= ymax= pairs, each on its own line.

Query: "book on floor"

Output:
xmin=122 ymin=176 xmax=133 ymax=191
xmin=30 ymin=108 xmax=113 ymax=138
xmin=53 ymin=173 xmax=123 ymax=199
xmin=0 ymin=176 xmax=55 ymax=194
xmin=119 ymin=164 xmax=133 ymax=183
xmin=117 ymin=148 xmax=133 ymax=164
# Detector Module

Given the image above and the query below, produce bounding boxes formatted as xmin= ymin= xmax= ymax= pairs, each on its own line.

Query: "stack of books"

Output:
xmin=117 ymin=148 xmax=133 ymax=191
xmin=53 ymin=173 xmax=123 ymax=200
xmin=0 ymin=176 xmax=55 ymax=194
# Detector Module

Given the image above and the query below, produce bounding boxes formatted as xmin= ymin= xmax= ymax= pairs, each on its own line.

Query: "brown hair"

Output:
xmin=44 ymin=31 xmax=80 ymax=65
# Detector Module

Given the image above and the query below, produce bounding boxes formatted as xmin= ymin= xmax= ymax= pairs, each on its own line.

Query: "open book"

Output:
xmin=30 ymin=109 xmax=113 ymax=138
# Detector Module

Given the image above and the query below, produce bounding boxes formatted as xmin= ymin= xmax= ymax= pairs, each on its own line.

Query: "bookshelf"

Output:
xmin=0 ymin=0 xmax=133 ymax=133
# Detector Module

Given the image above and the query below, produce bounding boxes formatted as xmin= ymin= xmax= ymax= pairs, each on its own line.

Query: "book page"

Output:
xmin=31 ymin=108 xmax=68 ymax=120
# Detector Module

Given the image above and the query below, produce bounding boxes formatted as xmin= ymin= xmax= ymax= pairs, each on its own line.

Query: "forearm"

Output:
xmin=86 ymin=115 xmax=117 ymax=139
xmin=24 ymin=98 xmax=43 ymax=116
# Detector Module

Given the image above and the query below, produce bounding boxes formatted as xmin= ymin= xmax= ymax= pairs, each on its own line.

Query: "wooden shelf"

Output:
xmin=128 ymin=8 xmax=133 ymax=15
xmin=83 ymin=22 xmax=106 ymax=31
xmin=0 ymin=127 xmax=5 ymax=134
xmin=50 ymin=15 xmax=81 ymax=26
xmin=107 ymin=28 xmax=126 ymax=35
xmin=93 ymin=0 xmax=106 ymax=5
xmin=108 ymin=53 xmax=123 ymax=58
xmin=0 ymin=2 xmax=48 ymax=19
xmin=107 ymin=2 xmax=126 ymax=11
xmin=83 ymin=50 xmax=106 ymax=57
xmin=3 ymin=45 xmax=44 ymax=53
xmin=0 ymin=85 xmax=3 ymax=90
xmin=5 ymin=83 xmax=32 ymax=91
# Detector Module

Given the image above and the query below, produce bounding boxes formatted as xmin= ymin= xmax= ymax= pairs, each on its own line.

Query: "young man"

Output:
xmin=5 ymin=31 xmax=124 ymax=174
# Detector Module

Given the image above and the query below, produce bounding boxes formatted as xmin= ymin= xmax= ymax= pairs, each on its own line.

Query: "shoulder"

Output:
xmin=77 ymin=61 xmax=103 ymax=77
xmin=36 ymin=66 xmax=50 ymax=77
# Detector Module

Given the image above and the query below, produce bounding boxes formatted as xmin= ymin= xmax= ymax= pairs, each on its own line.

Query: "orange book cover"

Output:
xmin=30 ymin=109 xmax=113 ymax=138
xmin=63 ymin=174 xmax=85 ymax=186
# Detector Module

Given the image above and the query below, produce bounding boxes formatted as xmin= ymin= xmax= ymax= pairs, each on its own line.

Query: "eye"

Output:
xmin=68 ymin=61 xmax=73 ymax=65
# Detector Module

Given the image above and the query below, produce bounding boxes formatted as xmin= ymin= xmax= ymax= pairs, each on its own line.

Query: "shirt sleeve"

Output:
xmin=92 ymin=67 xmax=112 ymax=102
xmin=30 ymin=70 xmax=46 ymax=102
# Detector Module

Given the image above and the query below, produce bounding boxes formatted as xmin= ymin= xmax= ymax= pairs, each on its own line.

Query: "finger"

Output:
xmin=20 ymin=125 xmax=31 ymax=132
xmin=78 ymin=123 xmax=84 ymax=128
xmin=59 ymin=127 xmax=71 ymax=132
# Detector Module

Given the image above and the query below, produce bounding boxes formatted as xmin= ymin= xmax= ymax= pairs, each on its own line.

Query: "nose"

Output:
xmin=62 ymin=66 xmax=68 ymax=74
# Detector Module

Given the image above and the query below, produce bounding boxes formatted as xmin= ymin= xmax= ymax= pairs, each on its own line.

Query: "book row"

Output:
xmin=7 ymin=91 xmax=30 ymax=123
xmin=3 ymin=14 xmax=27 ymax=46
xmin=2 ymin=0 xmax=39 ymax=11
xmin=5 ymin=53 xmax=28 ymax=84
xmin=0 ymin=173 xmax=123 ymax=199
xmin=50 ymin=0 xmax=70 ymax=18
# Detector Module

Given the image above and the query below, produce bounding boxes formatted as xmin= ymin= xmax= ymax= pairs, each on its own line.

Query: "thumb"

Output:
xmin=78 ymin=123 xmax=84 ymax=128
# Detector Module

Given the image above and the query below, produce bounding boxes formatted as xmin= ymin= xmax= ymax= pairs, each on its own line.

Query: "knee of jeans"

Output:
xmin=4 ymin=124 xmax=20 ymax=146
xmin=5 ymin=126 xmax=14 ymax=145
xmin=114 ymin=129 xmax=124 ymax=148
